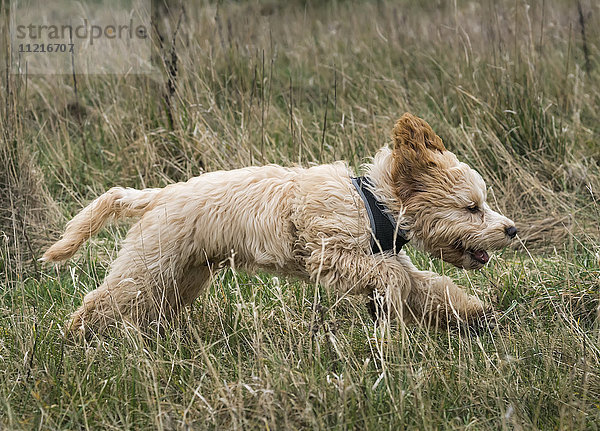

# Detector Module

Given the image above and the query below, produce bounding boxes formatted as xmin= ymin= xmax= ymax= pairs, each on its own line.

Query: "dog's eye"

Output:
xmin=466 ymin=204 xmax=479 ymax=213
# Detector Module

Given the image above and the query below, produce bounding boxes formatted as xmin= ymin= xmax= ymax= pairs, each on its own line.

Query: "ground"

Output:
xmin=1 ymin=0 xmax=600 ymax=429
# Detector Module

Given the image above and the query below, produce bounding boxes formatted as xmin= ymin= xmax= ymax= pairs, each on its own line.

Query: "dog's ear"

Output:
xmin=392 ymin=113 xmax=446 ymax=154
xmin=391 ymin=113 xmax=447 ymax=200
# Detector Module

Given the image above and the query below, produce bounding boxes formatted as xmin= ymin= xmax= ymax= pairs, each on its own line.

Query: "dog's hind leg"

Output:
xmin=68 ymin=260 xmax=212 ymax=338
xmin=67 ymin=272 xmax=157 ymax=338
xmin=177 ymin=264 xmax=213 ymax=307
xmin=66 ymin=249 xmax=168 ymax=337
xmin=66 ymin=219 xmax=212 ymax=338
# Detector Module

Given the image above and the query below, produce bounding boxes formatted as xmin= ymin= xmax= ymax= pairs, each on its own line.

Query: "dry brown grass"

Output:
xmin=1 ymin=0 xmax=599 ymax=429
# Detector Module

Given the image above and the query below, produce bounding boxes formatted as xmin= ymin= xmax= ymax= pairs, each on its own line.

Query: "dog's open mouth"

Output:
xmin=452 ymin=240 xmax=490 ymax=266
xmin=467 ymin=249 xmax=489 ymax=265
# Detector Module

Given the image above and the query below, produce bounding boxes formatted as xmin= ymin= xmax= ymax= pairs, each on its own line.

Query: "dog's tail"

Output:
xmin=42 ymin=187 xmax=160 ymax=263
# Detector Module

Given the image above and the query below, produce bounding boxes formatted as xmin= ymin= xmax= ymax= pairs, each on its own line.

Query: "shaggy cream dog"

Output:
xmin=43 ymin=113 xmax=516 ymax=336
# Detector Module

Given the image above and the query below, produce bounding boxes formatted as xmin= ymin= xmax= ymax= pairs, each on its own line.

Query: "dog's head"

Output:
xmin=391 ymin=113 xmax=516 ymax=270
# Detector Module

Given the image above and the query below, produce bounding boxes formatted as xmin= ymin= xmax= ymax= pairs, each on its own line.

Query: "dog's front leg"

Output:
xmin=304 ymin=246 xmax=491 ymax=330
xmin=396 ymin=254 xmax=491 ymax=330
xmin=304 ymin=247 xmax=416 ymax=321
xmin=405 ymin=272 xmax=491 ymax=330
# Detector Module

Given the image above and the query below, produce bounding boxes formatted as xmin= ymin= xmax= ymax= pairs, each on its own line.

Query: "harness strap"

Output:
xmin=352 ymin=176 xmax=409 ymax=254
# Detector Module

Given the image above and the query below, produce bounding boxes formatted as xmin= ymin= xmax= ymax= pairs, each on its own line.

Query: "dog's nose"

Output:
xmin=505 ymin=226 xmax=517 ymax=238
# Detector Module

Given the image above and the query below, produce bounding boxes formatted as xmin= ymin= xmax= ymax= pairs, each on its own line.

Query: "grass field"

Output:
xmin=2 ymin=0 xmax=600 ymax=429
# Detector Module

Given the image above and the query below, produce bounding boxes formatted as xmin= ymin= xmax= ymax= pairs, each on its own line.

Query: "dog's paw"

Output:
xmin=459 ymin=308 xmax=498 ymax=336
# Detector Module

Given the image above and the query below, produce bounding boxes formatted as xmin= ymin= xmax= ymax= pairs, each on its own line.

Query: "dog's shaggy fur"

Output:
xmin=43 ymin=113 xmax=516 ymax=337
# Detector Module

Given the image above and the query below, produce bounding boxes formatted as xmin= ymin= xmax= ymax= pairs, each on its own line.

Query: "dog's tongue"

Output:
xmin=473 ymin=250 xmax=489 ymax=264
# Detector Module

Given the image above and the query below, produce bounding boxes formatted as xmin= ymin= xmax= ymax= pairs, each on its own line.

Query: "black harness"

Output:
xmin=352 ymin=176 xmax=410 ymax=254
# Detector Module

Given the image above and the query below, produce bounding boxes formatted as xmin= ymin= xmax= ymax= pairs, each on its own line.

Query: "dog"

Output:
xmin=42 ymin=113 xmax=516 ymax=337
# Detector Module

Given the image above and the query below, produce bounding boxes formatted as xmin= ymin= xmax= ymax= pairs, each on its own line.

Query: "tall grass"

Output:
xmin=1 ymin=0 xmax=599 ymax=429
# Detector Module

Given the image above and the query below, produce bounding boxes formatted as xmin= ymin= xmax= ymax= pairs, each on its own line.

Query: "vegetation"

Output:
xmin=1 ymin=0 xmax=599 ymax=429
